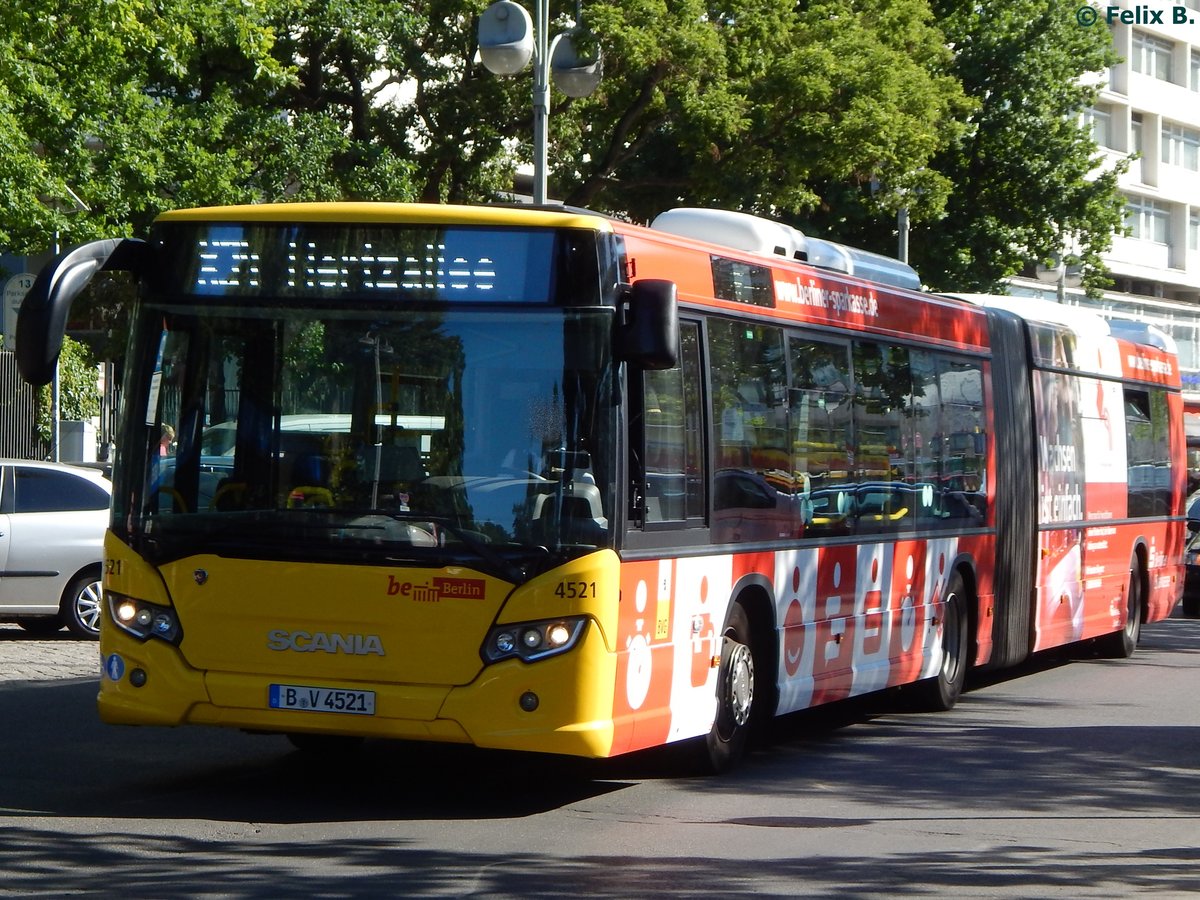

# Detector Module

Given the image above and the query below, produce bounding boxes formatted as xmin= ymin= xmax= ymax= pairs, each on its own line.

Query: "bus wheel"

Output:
xmin=911 ymin=572 xmax=968 ymax=712
xmin=1099 ymin=565 xmax=1143 ymax=659
xmin=695 ymin=602 xmax=757 ymax=774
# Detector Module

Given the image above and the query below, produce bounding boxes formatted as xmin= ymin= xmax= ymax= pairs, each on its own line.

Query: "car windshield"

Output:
xmin=119 ymin=304 xmax=617 ymax=580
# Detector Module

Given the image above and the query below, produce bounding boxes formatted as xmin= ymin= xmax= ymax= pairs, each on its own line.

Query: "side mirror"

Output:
xmin=615 ymin=279 xmax=679 ymax=370
xmin=16 ymin=238 xmax=154 ymax=385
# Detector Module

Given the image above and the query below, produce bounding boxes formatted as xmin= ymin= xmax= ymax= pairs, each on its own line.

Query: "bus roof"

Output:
xmin=649 ymin=207 xmax=922 ymax=291
xmin=154 ymin=202 xmax=615 ymax=232
xmin=946 ymin=292 xmax=1178 ymax=355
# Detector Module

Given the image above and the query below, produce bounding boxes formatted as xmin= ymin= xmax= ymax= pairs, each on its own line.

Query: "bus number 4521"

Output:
xmin=555 ymin=581 xmax=596 ymax=599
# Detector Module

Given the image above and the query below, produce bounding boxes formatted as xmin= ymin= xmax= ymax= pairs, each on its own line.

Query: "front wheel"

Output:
xmin=62 ymin=572 xmax=103 ymax=640
xmin=693 ymin=602 xmax=758 ymax=774
xmin=910 ymin=572 xmax=969 ymax=712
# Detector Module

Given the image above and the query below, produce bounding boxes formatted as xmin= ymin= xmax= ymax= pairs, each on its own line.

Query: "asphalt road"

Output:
xmin=2 ymin=616 xmax=1199 ymax=898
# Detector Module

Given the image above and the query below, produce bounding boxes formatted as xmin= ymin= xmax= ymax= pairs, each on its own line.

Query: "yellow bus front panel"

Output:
xmin=99 ymin=534 xmax=624 ymax=758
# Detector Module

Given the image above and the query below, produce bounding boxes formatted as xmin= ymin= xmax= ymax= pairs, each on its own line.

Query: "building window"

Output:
xmin=1086 ymin=107 xmax=1113 ymax=149
xmin=1132 ymin=32 xmax=1174 ymax=81
xmin=1192 ymin=51 xmax=1200 ymax=92
xmin=1190 ymin=211 xmax=1200 ymax=251
xmin=1162 ymin=123 xmax=1200 ymax=171
xmin=1132 ymin=114 xmax=1144 ymax=155
xmin=1125 ymin=197 xmax=1170 ymax=243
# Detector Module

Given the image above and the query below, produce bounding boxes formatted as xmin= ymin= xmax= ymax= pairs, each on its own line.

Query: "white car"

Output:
xmin=0 ymin=459 xmax=111 ymax=639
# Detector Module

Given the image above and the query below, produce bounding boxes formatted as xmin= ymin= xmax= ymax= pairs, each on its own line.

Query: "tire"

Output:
xmin=910 ymin=571 xmax=969 ymax=712
xmin=693 ymin=602 xmax=758 ymax=774
xmin=1098 ymin=564 xmax=1143 ymax=659
xmin=61 ymin=571 xmax=104 ymax=640
xmin=15 ymin=616 xmax=64 ymax=636
xmin=1182 ymin=591 xmax=1200 ymax=618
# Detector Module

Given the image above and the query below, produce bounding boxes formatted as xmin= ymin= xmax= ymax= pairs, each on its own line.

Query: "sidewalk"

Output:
xmin=0 ymin=624 xmax=100 ymax=684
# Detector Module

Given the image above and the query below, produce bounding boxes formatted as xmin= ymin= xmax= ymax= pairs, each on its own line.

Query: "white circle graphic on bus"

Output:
xmin=626 ymin=579 xmax=652 ymax=710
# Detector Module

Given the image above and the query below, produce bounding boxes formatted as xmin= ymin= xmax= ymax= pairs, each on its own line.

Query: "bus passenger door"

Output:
xmin=617 ymin=320 xmax=712 ymax=752
xmin=633 ymin=321 xmax=706 ymax=529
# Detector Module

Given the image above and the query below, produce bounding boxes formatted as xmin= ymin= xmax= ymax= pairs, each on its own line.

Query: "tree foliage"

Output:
xmin=908 ymin=0 xmax=1126 ymax=292
xmin=1 ymin=0 xmax=1124 ymax=297
xmin=35 ymin=335 xmax=98 ymax=443
xmin=560 ymin=0 xmax=968 ymax=225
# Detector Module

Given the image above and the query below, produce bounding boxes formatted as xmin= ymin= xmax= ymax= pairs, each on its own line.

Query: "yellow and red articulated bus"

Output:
xmin=16 ymin=203 xmax=1185 ymax=772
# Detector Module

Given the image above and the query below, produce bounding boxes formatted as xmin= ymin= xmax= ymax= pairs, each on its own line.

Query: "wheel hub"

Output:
xmin=726 ymin=642 xmax=754 ymax=727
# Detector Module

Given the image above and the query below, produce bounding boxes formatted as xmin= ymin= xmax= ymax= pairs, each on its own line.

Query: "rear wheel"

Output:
xmin=693 ymin=602 xmax=758 ymax=774
xmin=1098 ymin=564 xmax=1143 ymax=659
xmin=1183 ymin=593 xmax=1200 ymax=617
xmin=61 ymin=571 xmax=103 ymax=640
xmin=910 ymin=572 xmax=968 ymax=712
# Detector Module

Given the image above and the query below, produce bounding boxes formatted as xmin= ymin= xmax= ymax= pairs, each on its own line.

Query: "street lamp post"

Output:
xmin=1035 ymin=251 xmax=1083 ymax=303
xmin=478 ymin=0 xmax=602 ymax=205
xmin=42 ymin=186 xmax=89 ymax=462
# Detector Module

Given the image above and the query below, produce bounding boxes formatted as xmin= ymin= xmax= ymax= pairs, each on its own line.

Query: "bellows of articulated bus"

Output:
xmin=649 ymin=207 xmax=923 ymax=292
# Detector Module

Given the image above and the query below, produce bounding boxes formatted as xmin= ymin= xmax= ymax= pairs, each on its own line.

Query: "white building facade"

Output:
xmin=1009 ymin=2 xmax=1200 ymax=402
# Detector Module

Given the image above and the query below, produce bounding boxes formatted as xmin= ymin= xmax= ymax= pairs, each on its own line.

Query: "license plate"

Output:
xmin=269 ymin=684 xmax=376 ymax=716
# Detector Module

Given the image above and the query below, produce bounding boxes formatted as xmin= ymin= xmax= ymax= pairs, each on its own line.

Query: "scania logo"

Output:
xmin=267 ymin=629 xmax=385 ymax=656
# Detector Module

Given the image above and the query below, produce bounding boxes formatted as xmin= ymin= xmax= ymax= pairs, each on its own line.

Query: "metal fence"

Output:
xmin=0 ymin=351 xmax=47 ymax=459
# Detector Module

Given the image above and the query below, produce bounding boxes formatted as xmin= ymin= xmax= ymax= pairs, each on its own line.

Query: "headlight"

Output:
xmin=482 ymin=617 xmax=587 ymax=664
xmin=108 ymin=593 xmax=183 ymax=645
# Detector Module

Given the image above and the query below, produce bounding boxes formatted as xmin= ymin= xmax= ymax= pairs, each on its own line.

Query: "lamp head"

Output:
xmin=478 ymin=1 xmax=534 ymax=75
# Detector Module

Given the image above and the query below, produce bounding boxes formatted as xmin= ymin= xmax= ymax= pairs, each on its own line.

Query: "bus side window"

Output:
xmin=790 ymin=336 xmax=853 ymax=537
xmin=851 ymin=341 xmax=912 ymax=534
xmin=938 ymin=357 xmax=987 ymax=526
xmin=1126 ymin=388 xmax=1171 ymax=517
xmin=709 ymin=318 xmax=791 ymax=543
xmin=642 ymin=322 xmax=705 ymax=525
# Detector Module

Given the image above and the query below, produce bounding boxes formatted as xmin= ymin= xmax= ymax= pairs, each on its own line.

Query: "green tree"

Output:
xmin=554 ymin=0 xmax=968 ymax=223
xmin=35 ymin=335 xmax=99 ymax=445
xmin=905 ymin=0 xmax=1127 ymax=293
xmin=3 ymin=0 xmax=971 ymax=241
xmin=0 ymin=0 xmax=387 ymax=253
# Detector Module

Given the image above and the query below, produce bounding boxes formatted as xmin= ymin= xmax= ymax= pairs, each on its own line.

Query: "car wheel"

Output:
xmin=1182 ymin=593 xmax=1200 ymax=618
xmin=61 ymin=571 xmax=103 ymax=640
xmin=15 ymin=616 xmax=64 ymax=636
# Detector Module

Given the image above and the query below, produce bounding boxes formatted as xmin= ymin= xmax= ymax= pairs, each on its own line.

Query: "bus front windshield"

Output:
xmin=121 ymin=305 xmax=617 ymax=580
